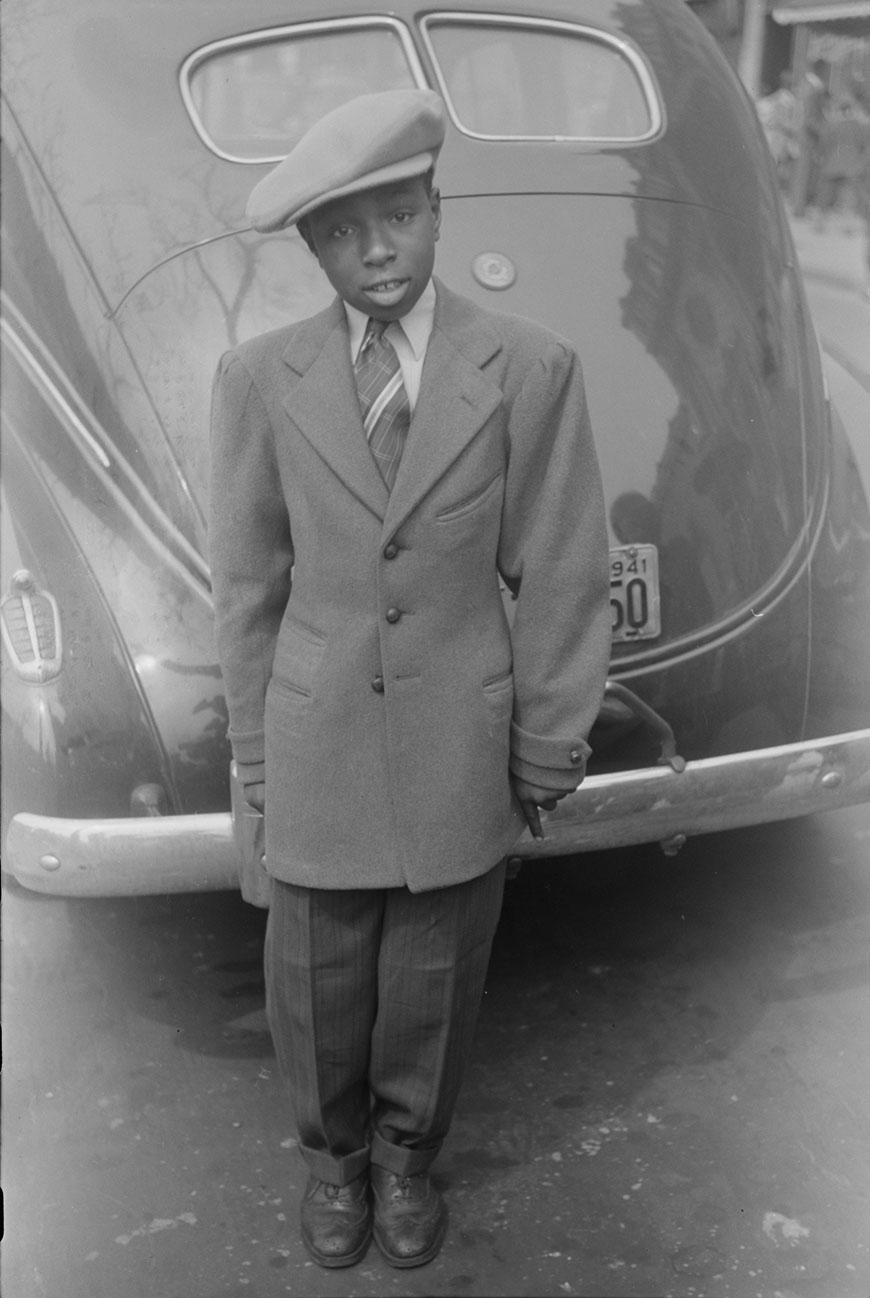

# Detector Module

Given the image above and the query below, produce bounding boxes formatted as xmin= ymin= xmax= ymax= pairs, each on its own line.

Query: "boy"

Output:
xmin=209 ymin=88 xmax=610 ymax=1270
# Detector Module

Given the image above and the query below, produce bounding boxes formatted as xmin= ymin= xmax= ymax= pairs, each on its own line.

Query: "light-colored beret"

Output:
xmin=246 ymin=88 xmax=446 ymax=233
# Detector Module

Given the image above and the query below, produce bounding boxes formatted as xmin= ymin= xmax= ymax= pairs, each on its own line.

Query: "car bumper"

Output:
xmin=5 ymin=729 xmax=870 ymax=896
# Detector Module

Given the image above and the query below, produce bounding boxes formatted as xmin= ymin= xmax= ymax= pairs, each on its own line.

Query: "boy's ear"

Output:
xmin=430 ymin=186 xmax=442 ymax=241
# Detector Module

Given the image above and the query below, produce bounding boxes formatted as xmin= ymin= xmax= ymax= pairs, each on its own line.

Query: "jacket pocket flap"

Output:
xmin=272 ymin=620 xmax=326 ymax=691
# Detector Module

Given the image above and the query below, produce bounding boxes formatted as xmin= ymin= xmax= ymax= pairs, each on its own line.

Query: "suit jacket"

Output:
xmin=209 ymin=279 xmax=611 ymax=892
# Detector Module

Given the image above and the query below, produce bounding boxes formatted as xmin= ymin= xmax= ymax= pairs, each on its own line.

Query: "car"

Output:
xmin=3 ymin=0 xmax=869 ymax=899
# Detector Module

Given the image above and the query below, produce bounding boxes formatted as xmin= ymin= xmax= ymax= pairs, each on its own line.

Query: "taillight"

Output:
xmin=1 ymin=569 xmax=63 ymax=682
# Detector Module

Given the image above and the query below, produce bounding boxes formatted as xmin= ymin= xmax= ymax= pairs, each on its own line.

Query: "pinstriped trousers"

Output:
xmin=264 ymin=861 xmax=507 ymax=1186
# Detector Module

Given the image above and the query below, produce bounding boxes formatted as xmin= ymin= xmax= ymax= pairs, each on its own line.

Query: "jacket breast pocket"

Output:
xmin=436 ymin=471 xmax=504 ymax=524
xmin=270 ymin=619 xmax=326 ymax=699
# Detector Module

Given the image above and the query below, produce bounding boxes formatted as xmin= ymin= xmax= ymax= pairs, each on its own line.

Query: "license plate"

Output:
xmin=610 ymin=544 xmax=661 ymax=642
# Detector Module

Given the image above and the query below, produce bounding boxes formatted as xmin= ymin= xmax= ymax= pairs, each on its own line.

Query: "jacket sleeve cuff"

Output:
xmin=509 ymin=754 xmax=587 ymax=791
xmin=229 ymin=727 xmax=266 ymax=768
xmin=510 ymin=720 xmax=590 ymax=776
xmin=235 ymin=760 xmax=266 ymax=788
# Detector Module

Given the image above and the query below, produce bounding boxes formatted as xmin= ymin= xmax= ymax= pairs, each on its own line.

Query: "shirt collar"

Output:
xmin=345 ymin=279 xmax=436 ymax=363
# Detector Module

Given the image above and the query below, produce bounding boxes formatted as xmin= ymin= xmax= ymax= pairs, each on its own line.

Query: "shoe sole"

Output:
xmin=302 ymin=1226 xmax=372 ymax=1269
xmin=373 ymin=1210 xmax=448 ymax=1269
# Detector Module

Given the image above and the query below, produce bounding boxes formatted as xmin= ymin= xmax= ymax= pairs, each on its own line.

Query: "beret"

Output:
xmin=246 ymin=88 xmax=446 ymax=233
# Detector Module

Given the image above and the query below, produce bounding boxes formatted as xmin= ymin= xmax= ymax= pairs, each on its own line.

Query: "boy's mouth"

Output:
xmin=363 ymin=278 xmax=409 ymax=307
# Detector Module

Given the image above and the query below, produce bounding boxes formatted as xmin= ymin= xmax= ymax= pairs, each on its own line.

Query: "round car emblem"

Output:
xmin=472 ymin=252 xmax=516 ymax=291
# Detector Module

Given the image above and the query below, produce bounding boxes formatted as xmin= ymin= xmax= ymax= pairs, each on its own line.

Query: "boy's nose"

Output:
xmin=362 ymin=227 xmax=395 ymax=265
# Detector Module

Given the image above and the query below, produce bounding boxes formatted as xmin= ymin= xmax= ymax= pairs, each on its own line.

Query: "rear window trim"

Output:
xmin=418 ymin=10 xmax=663 ymax=144
xmin=179 ymin=16 xmax=429 ymax=164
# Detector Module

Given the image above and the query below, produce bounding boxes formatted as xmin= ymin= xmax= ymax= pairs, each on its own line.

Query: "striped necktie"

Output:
xmin=354 ymin=318 xmax=411 ymax=491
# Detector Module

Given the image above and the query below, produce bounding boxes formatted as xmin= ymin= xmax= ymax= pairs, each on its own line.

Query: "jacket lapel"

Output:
xmin=281 ymin=300 xmax=389 ymax=520
xmin=383 ymin=281 xmax=503 ymax=537
xmin=279 ymin=284 xmax=504 ymax=532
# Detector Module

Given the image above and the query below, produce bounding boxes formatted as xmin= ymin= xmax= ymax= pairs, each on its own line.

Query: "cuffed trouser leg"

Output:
xmin=265 ymin=881 xmax=380 ymax=1186
xmin=264 ymin=863 xmax=506 ymax=1185
xmin=369 ymin=861 xmax=507 ymax=1176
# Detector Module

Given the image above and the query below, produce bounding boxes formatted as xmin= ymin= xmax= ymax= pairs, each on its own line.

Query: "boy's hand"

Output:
xmin=244 ymin=782 xmax=266 ymax=814
xmin=511 ymin=777 xmax=573 ymax=841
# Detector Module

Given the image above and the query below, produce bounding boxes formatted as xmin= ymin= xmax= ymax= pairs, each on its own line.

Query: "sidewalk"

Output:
xmin=789 ymin=210 xmax=869 ymax=297
xmin=788 ymin=211 xmax=870 ymax=391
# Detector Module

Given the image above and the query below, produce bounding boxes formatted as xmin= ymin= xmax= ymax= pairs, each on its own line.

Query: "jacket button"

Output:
xmin=371 ymin=675 xmax=385 ymax=693
xmin=569 ymin=747 xmax=585 ymax=764
xmin=385 ymin=607 xmax=401 ymax=623
xmin=384 ymin=542 xmax=398 ymax=560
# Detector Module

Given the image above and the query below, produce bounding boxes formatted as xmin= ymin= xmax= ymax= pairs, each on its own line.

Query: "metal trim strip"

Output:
xmin=1 ymin=301 xmax=212 ymax=593
xmin=772 ymin=2 xmax=870 ymax=22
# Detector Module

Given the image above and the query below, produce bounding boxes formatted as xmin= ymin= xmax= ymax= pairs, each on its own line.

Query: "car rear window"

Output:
xmin=181 ymin=19 xmax=424 ymax=163
xmin=421 ymin=15 xmax=659 ymax=142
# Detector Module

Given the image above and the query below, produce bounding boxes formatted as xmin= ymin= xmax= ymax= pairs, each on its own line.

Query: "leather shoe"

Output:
xmin=299 ymin=1172 xmax=372 ymax=1268
xmin=371 ymin=1166 xmax=448 ymax=1268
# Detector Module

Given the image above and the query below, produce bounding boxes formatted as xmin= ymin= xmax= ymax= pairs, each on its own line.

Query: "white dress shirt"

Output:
xmin=344 ymin=279 xmax=436 ymax=413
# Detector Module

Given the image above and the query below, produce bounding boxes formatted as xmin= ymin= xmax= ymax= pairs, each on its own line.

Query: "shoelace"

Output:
xmin=389 ymin=1175 xmax=422 ymax=1200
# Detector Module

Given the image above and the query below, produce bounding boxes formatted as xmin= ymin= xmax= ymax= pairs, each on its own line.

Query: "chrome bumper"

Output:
xmin=5 ymin=812 xmax=241 ymax=896
xmin=5 ymin=729 xmax=870 ymax=896
xmin=519 ymin=727 xmax=870 ymax=859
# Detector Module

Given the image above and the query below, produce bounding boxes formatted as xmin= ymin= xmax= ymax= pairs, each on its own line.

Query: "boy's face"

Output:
xmin=303 ymin=176 xmax=441 ymax=322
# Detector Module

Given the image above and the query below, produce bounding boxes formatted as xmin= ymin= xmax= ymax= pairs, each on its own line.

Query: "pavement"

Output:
xmin=789 ymin=210 xmax=869 ymax=299
xmin=788 ymin=211 xmax=870 ymax=386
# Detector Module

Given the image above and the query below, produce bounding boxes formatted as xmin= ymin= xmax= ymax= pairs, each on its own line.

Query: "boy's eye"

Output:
xmin=391 ymin=209 xmax=414 ymax=224
xmin=329 ymin=224 xmax=354 ymax=239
